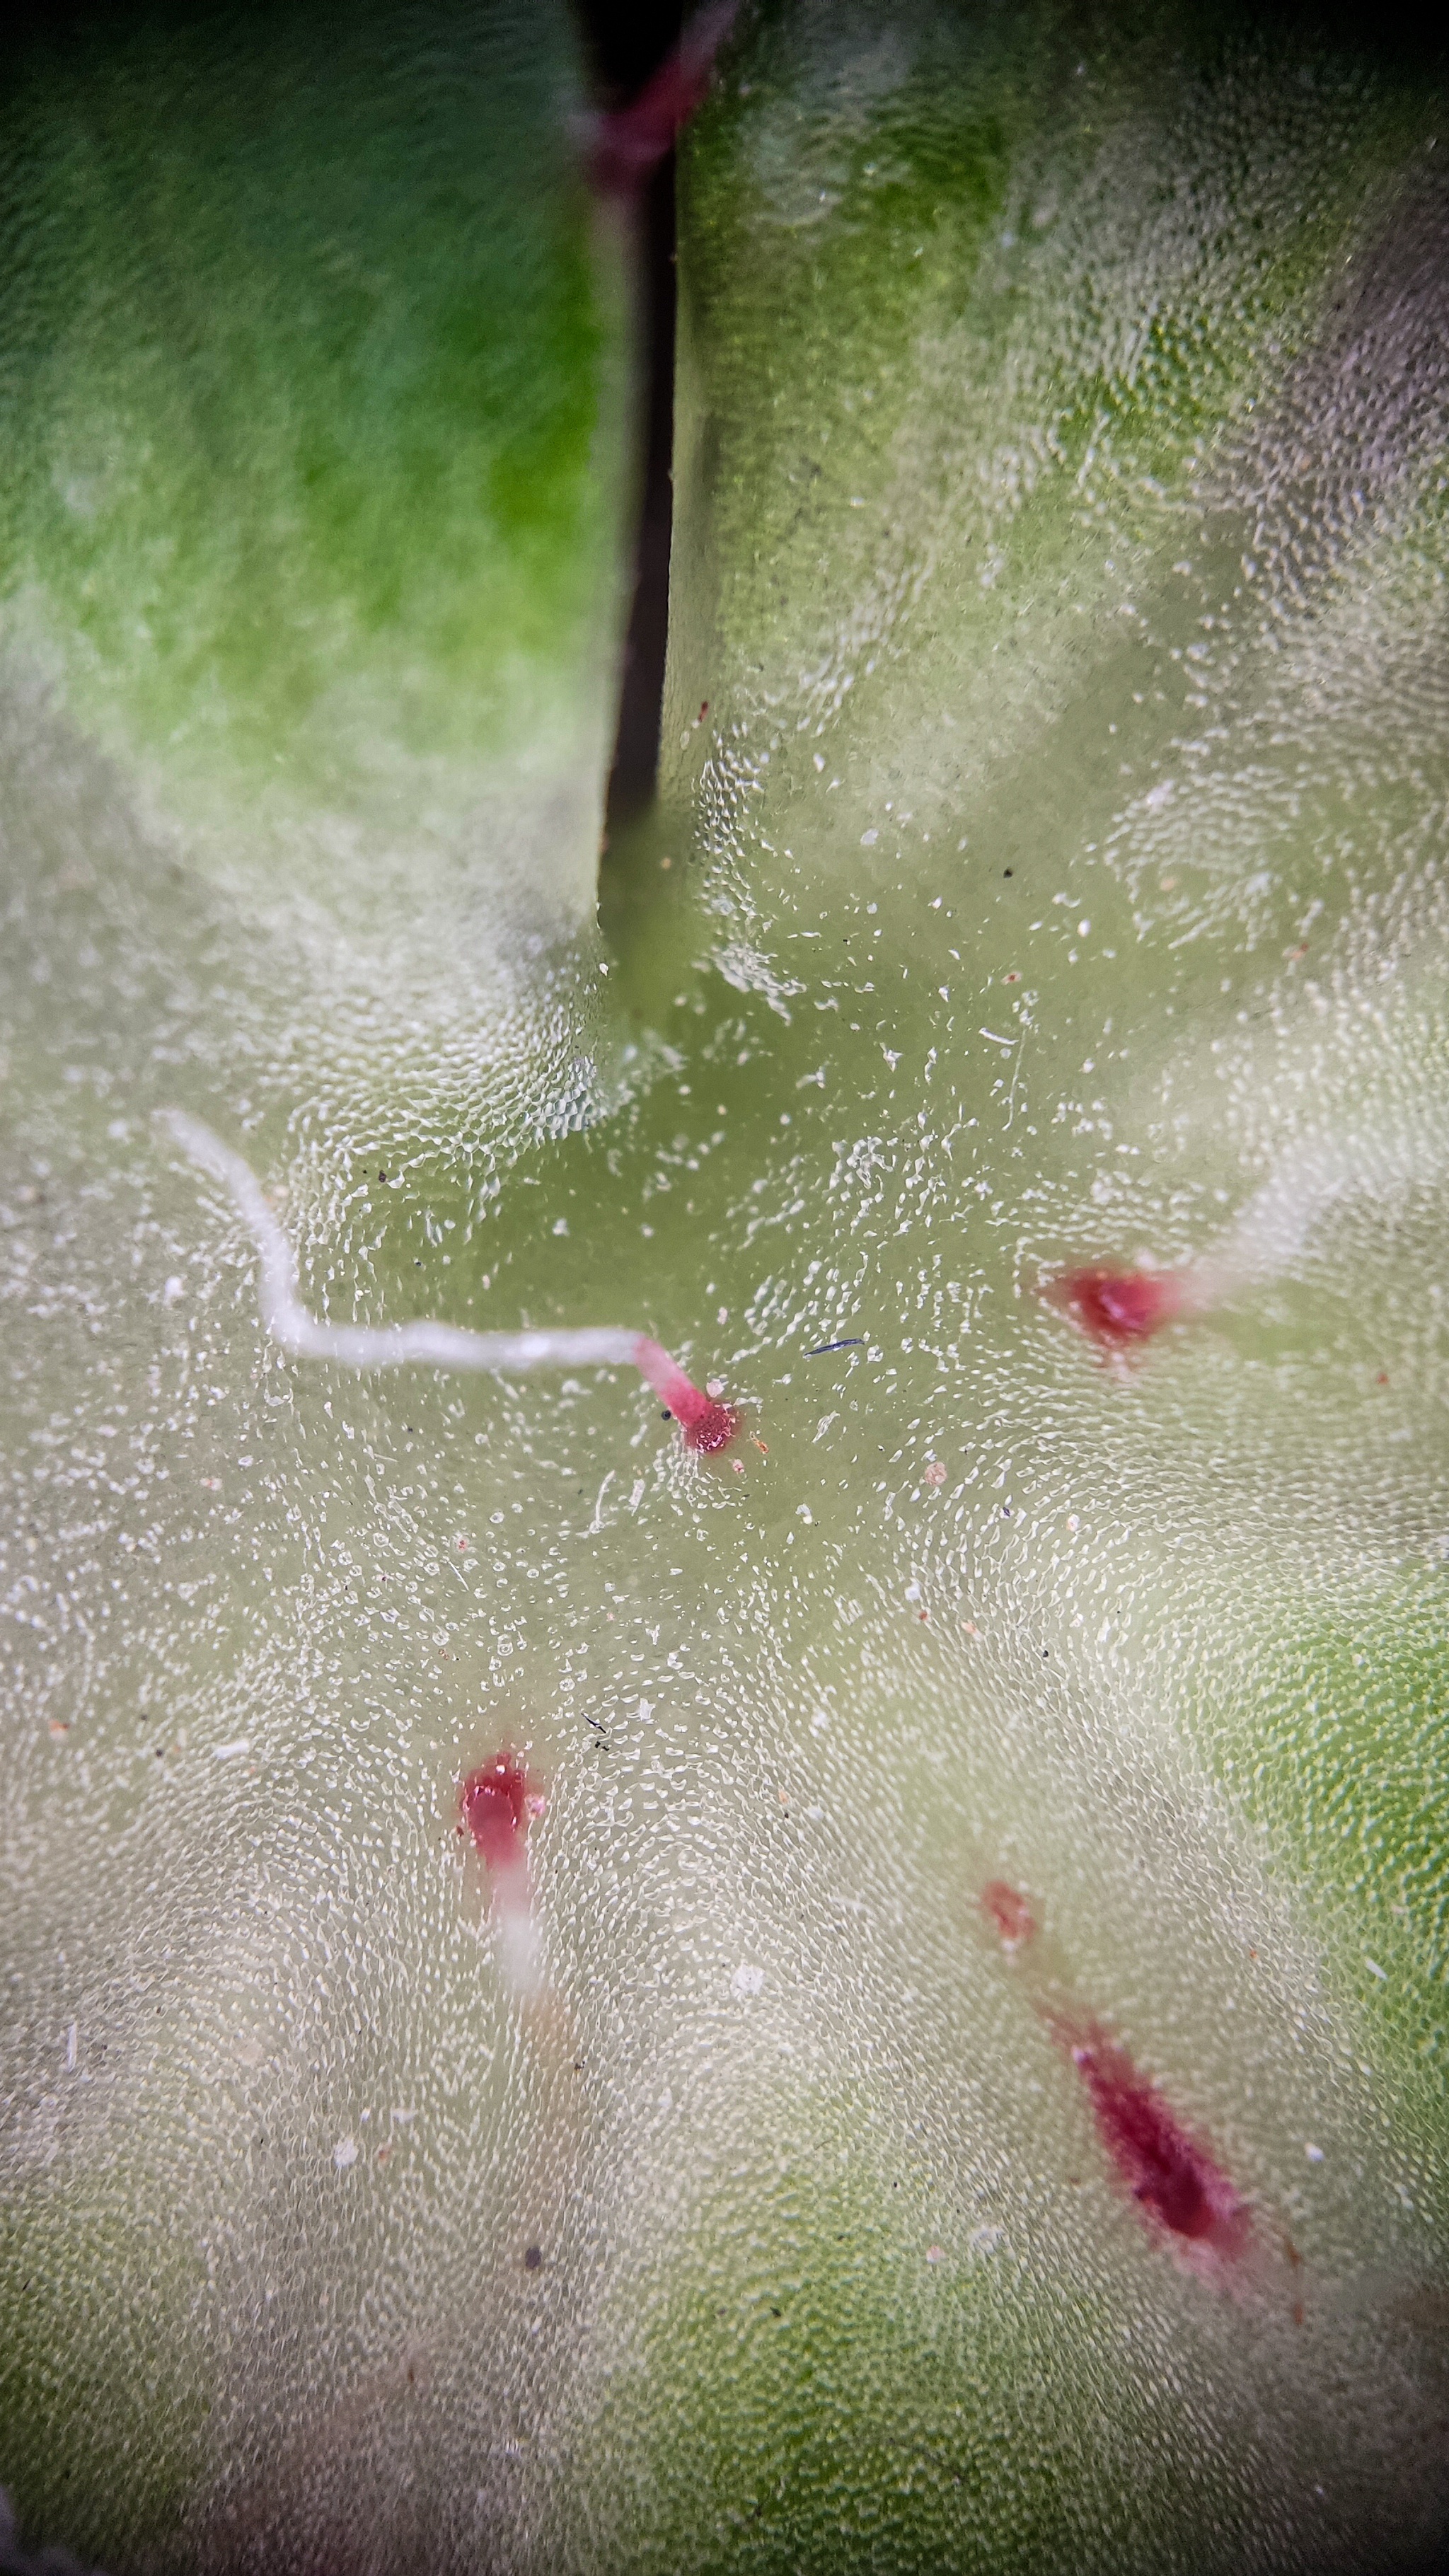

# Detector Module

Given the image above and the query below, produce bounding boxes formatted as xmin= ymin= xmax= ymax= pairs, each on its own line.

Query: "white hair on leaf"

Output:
xmin=156 ymin=1111 xmax=740 ymax=1451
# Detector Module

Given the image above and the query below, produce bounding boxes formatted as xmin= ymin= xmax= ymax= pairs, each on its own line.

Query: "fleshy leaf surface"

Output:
xmin=4 ymin=4 xmax=1449 ymax=2573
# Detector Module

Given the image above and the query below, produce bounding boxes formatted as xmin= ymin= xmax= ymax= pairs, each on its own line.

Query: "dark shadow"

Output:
xmin=604 ymin=144 xmax=679 ymax=842
xmin=576 ymin=2 xmax=685 ymax=854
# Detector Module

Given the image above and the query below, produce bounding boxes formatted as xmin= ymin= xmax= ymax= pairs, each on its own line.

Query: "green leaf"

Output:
xmin=0 ymin=0 xmax=629 ymax=925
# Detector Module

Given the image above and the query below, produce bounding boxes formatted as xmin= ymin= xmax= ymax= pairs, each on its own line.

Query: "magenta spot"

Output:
xmin=981 ymin=1880 xmax=1036 ymax=1946
xmin=459 ymin=1750 xmax=533 ymax=1873
xmin=1044 ymin=1265 xmax=1184 ymax=1347
xmin=632 ymin=1337 xmax=741 ymax=1453
xmin=1060 ymin=2022 xmax=1248 ymax=2257
xmin=589 ymin=2 xmax=738 ymax=196
xmin=676 ymin=1390 xmax=741 ymax=1455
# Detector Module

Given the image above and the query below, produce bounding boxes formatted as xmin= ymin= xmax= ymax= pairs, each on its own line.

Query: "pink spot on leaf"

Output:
xmin=981 ymin=1881 xmax=1036 ymax=1947
xmin=1056 ymin=2019 xmax=1248 ymax=2258
xmin=633 ymin=1336 xmax=741 ymax=1452
xmin=459 ymin=1750 xmax=538 ymax=1876
xmin=1043 ymin=1264 xmax=1186 ymax=1348
xmin=679 ymin=1392 xmax=741 ymax=1453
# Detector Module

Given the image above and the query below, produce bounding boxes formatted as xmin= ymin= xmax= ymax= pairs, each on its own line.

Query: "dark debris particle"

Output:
xmin=806 ymin=1338 xmax=865 ymax=1356
xmin=524 ymin=2245 xmax=543 ymax=2272
xmin=661 ymin=1407 xmax=673 ymax=1419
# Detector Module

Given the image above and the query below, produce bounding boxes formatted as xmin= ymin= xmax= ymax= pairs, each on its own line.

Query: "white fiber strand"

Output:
xmin=157 ymin=1111 xmax=643 ymax=1379
xmin=1191 ymin=1124 xmax=1444 ymax=1302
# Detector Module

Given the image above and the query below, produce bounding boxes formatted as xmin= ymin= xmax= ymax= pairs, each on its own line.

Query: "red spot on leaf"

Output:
xmin=981 ymin=1881 xmax=1036 ymax=1946
xmin=1056 ymin=2021 xmax=1248 ymax=2258
xmin=459 ymin=1750 xmax=536 ymax=1874
xmin=633 ymin=1336 xmax=741 ymax=1452
xmin=1044 ymin=1265 xmax=1184 ymax=1347
xmin=679 ymin=1391 xmax=741 ymax=1453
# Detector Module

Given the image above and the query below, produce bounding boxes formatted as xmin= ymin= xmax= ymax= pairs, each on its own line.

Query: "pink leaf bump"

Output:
xmin=1043 ymin=1125 xmax=1445 ymax=1352
xmin=1056 ymin=2019 xmax=1249 ymax=2261
xmin=632 ymin=1336 xmax=741 ymax=1452
xmin=459 ymin=1749 xmax=536 ymax=1877
xmin=458 ymin=1750 xmax=548 ymax=1995
xmin=981 ymin=1880 xmax=1037 ymax=1948
xmin=1043 ymin=1264 xmax=1187 ymax=1348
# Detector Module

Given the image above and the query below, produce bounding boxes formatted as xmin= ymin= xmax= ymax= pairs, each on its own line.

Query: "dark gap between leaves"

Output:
xmin=577 ymin=1 xmax=686 ymax=853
